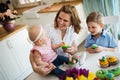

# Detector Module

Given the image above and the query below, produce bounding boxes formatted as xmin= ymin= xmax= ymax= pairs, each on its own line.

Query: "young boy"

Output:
xmin=28 ymin=25 xmax=75 ymax=78
xmin=84 ymin=11 xmax=117 ymax=53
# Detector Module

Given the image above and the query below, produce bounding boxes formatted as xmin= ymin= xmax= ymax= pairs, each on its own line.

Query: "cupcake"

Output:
xmin=107 ymin=56 xmax=118 ymax=65
xmin=62 ymin=42 xmax=69 ymax=49
xmin=96 ymin=69 xmax=108 ymax=79
xmin=106 ymin=73 xmax=115 ymax=80
xmin=108 ymin=67 xmax=120 ymax=76
xmin=99 ymin=56 xmax=109 ymax=68
xmin=91 ymin=44 xmax=98 ymax=49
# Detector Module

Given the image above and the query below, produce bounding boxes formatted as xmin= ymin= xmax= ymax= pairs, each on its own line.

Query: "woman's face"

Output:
xmin=87 ymin=21 xmax=103 ymax=36
xmin=57 ymin=11 xmax=71 ymax=31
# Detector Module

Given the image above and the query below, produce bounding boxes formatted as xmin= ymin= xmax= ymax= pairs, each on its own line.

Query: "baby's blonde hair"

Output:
xmin=28 ymin=25 xmax=43 ymax=42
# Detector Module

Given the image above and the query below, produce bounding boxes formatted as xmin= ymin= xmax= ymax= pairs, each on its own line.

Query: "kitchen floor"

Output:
xmin=24 ymin=41 xmax=86 ymax=80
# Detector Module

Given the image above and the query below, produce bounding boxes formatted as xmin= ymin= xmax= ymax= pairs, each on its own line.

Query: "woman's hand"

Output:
xmin=64 ymin=46 xmax=76 ymax=55
xmin=51 ymin=42 xmax=64 ymax=50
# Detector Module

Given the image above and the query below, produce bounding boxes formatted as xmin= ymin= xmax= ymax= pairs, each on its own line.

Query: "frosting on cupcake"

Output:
xmin=91 ymin=44 xmax=98 ymax=49
xmin=62 ymin=42 xmax=69 ymax=49
xmin=96 ymin=69 xmax=108 ymax=79
xmin=107 ymin=56 xmax=118 ymax=65
xmin=99 ymin=56 xmax=109 ymax=68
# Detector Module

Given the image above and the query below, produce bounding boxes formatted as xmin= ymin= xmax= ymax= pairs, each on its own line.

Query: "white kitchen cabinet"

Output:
xmin=0 ymin=25 xmax=33 ymax=80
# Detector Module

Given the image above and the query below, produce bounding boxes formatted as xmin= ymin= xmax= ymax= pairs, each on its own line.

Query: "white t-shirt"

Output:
xmin=44 ymin=23 xmax=78 ymax=56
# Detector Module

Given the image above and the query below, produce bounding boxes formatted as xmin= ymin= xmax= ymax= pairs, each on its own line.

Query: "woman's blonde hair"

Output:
xmin=54 ymin=4 xmax=81 ymax=34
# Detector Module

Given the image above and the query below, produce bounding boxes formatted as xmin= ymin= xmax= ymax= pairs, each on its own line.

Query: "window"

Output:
xmin=20 ymin=0 xmax=41 ymax=4
xmin=14 ymin=0 xmax=41 ymax=8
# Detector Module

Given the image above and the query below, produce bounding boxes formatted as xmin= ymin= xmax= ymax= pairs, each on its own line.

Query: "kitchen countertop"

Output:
xmin=0 ymin=24 xmax=27 ymax=41
xmin=38 ymin=1 xmax=82 ymax=13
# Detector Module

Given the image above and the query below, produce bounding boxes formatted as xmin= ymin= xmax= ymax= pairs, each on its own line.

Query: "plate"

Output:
xmin=97 ymin=55 xmax=120 ymax=70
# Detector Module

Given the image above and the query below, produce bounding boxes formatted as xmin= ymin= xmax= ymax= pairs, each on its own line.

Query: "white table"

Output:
xmin=27 ymin=51 xmax=120 ymax=80
xmin=77 ymin=51 xmax=120 ymax=79
xmin=61 ymin=51 xmax=120 ymax=79
xmin=79 ymin=51 xmax=120 ymax=71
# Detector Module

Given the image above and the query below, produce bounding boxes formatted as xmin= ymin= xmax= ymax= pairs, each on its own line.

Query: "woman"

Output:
xmin=30 ymin=4 xmax=82 ymax=76
xmin=45 ymin=4 xmax=82 ymax=56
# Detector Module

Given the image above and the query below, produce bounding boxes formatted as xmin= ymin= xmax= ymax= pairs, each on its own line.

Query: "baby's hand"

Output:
xmin=69 ymin=55 xmax=78 ymax=64
xmin=49 ymin=63 xmax=56 ymax=69
xmin=68 ymin=54 xmax=72 ymax=61
xmin=42 ymin=62 xmax=49 ymax=67
xmin=43 ymin=63 xmax=56 ymax=73
xmin=45 ymin=63 xmax=56 ymax=70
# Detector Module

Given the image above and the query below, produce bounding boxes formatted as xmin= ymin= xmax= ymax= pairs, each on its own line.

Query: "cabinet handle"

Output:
xmin=7 ymin=40 xmax=13 ymax=49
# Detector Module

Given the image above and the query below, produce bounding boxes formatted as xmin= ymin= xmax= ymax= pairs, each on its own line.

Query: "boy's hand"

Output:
xmin=94 ymin=46 xmax=104 ymax=52
xmin=87 ymin=47 xmax=98 ymax=53
xmin=87 ymin=46 xmax=104 ymax=53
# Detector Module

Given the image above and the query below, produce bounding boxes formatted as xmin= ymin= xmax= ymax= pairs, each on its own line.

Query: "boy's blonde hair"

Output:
xmin=86 ymin=11 xmax=103 ymax=24
xmin=28 ymin=25 xmax=43 ymax=42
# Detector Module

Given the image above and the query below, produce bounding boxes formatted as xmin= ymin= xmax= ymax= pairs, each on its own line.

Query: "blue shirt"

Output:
xmin=84 ymin=30 xmax=118 ymax=48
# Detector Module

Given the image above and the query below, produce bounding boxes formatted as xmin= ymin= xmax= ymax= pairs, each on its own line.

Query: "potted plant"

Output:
xmin=0 ymin=3 xmax=17 ymax=32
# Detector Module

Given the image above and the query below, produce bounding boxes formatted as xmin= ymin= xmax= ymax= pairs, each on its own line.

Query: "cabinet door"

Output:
xmin=0 ymin=29 xmax=33 ymax=80
xmin=0 ymin=39 xmax=21 ymax=80
xmin=0 ymin=64 xmax=7 ymax=80
xmin=8 ymin=29 xmax=33 ymax=79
